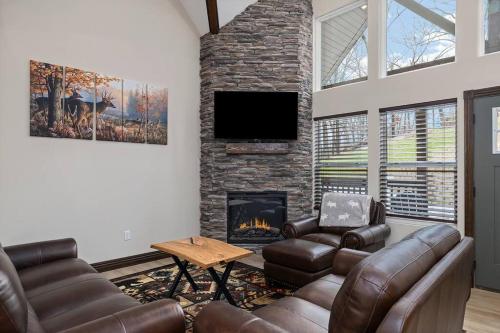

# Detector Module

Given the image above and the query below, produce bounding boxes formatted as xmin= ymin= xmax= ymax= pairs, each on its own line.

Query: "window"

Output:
xmin=380 ymin=100 xmax=457 ymax=222
xmin=386 ymin=0 xmax=456 ymax=75
xmin=314 ymin=112 xmax=368 ymax=206
xmin=492 ymin=107 xmax=500 ymax=153
xmin=485 ymin=0 xmax=500 ymax=54
xmin=320 ymin=1 xmax=368 ymax=89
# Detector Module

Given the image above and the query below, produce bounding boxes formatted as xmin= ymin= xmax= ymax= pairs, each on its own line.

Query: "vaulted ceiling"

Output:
xmin=179 ymin=0 xmax=257 ymax=36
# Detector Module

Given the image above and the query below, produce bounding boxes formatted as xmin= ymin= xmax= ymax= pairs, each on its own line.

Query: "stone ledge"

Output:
xmin=225 ymin=142 xmax=290 ymax=155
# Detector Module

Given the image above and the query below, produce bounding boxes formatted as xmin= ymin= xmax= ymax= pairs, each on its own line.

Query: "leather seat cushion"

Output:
xmin=40 ymin=293 xmax=140 ymax=333
xmin=27 ymin=273 xmax=133 ymax=320
xmin=18 ymin=258 xmax=97 ymax=292
xmin=254 ymin=297 xmax=329 ymax=333
xmin=263 ymin=239 xmax=336 ymax=272
xmin=300 ymin=233 xmax=341 ymax=248
xmin=293 ymin=274 xmax=345 ymax=310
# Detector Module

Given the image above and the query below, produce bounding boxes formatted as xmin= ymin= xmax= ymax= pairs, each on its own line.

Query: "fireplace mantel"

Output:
xmin=225 ymin=143 xmax=290 ymax=155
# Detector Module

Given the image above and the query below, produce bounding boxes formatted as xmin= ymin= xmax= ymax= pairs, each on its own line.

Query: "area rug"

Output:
xmin=112 ymin=261 xmax=294 ymax=332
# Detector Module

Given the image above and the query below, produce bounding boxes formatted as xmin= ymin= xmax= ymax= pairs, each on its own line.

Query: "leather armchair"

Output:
xmin=283 ymin=199 xmax=390 ymax=252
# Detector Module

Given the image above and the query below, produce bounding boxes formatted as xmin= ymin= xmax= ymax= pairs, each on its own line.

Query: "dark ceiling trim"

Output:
xmin=206 ymin=0 xmax=220 ymax=34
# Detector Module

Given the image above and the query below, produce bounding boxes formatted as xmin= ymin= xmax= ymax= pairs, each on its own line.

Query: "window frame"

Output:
xmin=384 ymin=0 xmax=457 ymax=76
xmin=379 ymin=98 xmax=458 ymax=223
xmin=314 ymin=111 xmax=369 ymax=208
xmin=316 ymin=0 xmax=369 ymax=90
xmin=483 ymin=0 xmax=500 ymax=55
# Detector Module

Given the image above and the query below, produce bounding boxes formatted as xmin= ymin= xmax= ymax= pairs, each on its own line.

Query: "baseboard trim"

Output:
xmin=91 ymin=251 xmax=170 ymax=272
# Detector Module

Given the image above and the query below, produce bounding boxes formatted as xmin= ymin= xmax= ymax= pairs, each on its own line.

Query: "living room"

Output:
xmin=0 ymin=0 xmax=499 ymax=332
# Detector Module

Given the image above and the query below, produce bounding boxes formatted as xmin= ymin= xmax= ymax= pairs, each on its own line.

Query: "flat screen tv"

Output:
xmin=214 ymin=91 xmax=298 ymax=140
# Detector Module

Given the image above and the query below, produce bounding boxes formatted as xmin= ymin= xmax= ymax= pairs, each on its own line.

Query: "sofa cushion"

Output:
xmin=293 ymin=274 xmax=344 ymax=310
xmin=0 ymin=244 xmax=29 ymax=333
xmin=263 ymin=239 xmax=336 ymax=272
xmin=26 ymin=273 xmax=130 ymax=320
xmin=329 ymin=224 xmax=461 ymax=333
xmin=254 ymin=297 xmax=329 ymax=333
xmin=18 ymin=258 xmax=97 ymax=292
xmin=300 ymin=233 xmax=341 ymax=248
xmin=40 ymin=293 xmax=140 ymax=333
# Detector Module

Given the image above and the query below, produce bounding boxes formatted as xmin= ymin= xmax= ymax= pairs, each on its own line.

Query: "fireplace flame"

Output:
xmin=239 ymin=218 xmax=271 ymax=231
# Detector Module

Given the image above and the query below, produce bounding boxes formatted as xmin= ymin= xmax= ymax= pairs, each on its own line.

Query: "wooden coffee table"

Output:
xmin=151 ymin=236 xmax=253 ymax=306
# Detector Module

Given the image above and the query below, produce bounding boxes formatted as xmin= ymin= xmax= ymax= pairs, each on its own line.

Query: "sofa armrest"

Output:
xmin=332 ymin=248 xmax=371 ymax=276
xmin=282 ymin=216 xmax=319 ymax=239
xmin=340 ymin=224 xmax=391 ymax=250
xmin=59 ymin=300 xmax=184 ymax=333
xmin=4 ymin=238 xmax=77 ymax=270
xmin=194 ymin=301 xmax=286 ymax=333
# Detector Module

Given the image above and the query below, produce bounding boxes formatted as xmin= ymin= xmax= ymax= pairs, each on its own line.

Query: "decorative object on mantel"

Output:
xmin=225 ymin=142 xmax=289 ymax=155
xmin=29 ymin=59 xmax=168 ymax=145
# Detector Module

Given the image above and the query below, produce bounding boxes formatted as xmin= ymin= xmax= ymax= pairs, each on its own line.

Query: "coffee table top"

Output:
xmin=151 ymin=236 xmax=253 ymax=269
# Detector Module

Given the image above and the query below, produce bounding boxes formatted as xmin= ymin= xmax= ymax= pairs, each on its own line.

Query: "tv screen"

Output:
xmin=214 ymin=91 xmax=298 ymax=140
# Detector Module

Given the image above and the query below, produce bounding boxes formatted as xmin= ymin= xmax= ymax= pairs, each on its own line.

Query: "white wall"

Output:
xmin=313 ymin=0 xmax=500 ymax=243
xmin=0 ymin=0 xmax=201 ymax=262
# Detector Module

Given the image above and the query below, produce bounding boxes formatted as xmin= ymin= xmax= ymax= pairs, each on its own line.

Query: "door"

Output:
xmin=474 ymin=93 xmax=500 ymax=291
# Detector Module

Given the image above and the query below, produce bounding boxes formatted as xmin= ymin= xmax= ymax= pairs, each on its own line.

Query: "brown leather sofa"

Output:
xmin=0 ymin=238 xmax=185 ymax=333
xmin=263 ymin=199 xmax=390 ymax=286
xmin=195 ymin=224 xmax=474 ymax=333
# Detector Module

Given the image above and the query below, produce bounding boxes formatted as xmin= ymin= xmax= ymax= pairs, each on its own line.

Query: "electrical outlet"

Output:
xmin=123 ymin=230 xmax=132 ymax=241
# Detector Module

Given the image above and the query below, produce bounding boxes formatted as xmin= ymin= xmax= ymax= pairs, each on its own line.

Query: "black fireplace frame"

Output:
xmin=226 ymin=191 xmax=287 ymax=245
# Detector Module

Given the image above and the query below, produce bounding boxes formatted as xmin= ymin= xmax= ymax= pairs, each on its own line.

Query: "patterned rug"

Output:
xmin=112 ymin=261 xmax=294 ymax=332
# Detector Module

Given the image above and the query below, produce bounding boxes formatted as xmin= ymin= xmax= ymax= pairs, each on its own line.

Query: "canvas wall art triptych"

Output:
xmin=29 ymin=60 xmax=168 ymax=145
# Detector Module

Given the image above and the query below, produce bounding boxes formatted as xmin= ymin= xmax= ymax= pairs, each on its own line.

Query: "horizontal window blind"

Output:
xmin=380 ymin=101 xmax=457 ymax=222
xmin=314 ymin=112 xmax=368 ymax=206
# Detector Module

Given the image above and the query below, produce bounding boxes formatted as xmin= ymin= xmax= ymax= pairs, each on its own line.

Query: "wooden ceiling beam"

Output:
xmin=206 ymin=0 xmax=220 ymax=34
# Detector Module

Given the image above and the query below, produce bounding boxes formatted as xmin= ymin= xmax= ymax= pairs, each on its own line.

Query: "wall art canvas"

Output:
xmin=30 ymin=60 xmax=64 ymax=138
xmin=96 ymin=76 xmax=123 ymax=142
xmin=30 ymin=60 xmax=168 ymax=146
xmin=123 ymin=80 xmax=147 ymax=143
xmin=64 ymin=67 xmax=95 ymax=140
xmin=147 ymin=85 xmax=168 ymax=145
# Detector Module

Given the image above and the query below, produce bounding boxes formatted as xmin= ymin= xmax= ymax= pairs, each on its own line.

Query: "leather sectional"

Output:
xmin=195 ymin=224 xmax=474 ymax=333
xmin=0 ymin=238 xmax=185 ymax=333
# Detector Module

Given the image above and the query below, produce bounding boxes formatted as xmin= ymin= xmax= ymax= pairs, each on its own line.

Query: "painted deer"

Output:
xmin=65 ymin=88 xmax=84 ymax=120
xmin=74 ymin=90 xmax=116 ymax=137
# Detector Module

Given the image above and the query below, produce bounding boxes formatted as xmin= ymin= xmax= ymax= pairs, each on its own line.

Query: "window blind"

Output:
xmin=314 ymin=112 xmax=368 ymax=207
xmin=379 ymin=100 xmax=457 ymax=222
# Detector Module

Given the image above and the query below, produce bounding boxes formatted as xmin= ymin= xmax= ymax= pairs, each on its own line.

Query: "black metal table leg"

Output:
xmin=207 ymin=261 xmax=236 ymax=306
xmin=168 ymin=255 xmax=199 ymax=298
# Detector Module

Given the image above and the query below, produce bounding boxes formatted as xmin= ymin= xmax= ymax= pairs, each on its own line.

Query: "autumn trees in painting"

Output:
xmin=30 ymin=60 xmax=168 ymax=145
xmin=30 ymin=61 xmax=64 ymax=137
xmin=147 ymin=86 xmax=168 ymax=145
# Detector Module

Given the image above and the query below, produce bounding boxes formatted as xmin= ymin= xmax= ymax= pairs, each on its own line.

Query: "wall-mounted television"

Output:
xmin=214 ymin=91 xmax=298 ymax=140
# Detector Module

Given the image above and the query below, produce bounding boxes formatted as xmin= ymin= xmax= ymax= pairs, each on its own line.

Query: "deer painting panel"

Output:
xmin=123 ymin=80 xmax=147 ymax=143
xmin=96 ymin=76 xmax=123 ymax=142
xmin=147 ymin=85 xmax=168 ymax=145
xmin=63 ymin=67 xmax=95 ymax=140
xmin=30 ymin=60 xmax=64 ymax=138
xmin=30 ymin=60 xmax=169 ymax=146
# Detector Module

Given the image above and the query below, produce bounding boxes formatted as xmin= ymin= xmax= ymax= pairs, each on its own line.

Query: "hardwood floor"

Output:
xmin=103 ymin=254 xmax=500 ymax=332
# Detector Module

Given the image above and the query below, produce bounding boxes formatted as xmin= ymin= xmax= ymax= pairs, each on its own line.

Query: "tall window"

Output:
xmin=386 ymin=0 xmax=456 ymax=75
xmin=320 ymin=1 xmax=368 ymax=89
xmin=314 ymin=112 xmax=368 ymax=206
xmin=485 ymin=0 xmax=500 ymax=54
xmin=379 ymin=100 xmax=457 ymax=222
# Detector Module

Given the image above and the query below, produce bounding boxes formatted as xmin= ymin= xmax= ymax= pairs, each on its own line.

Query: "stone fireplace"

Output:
xmin=199 ymin=0 xmax=313 ymax=246
xmin=227 ymin=192 xmax=287 ymax=244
